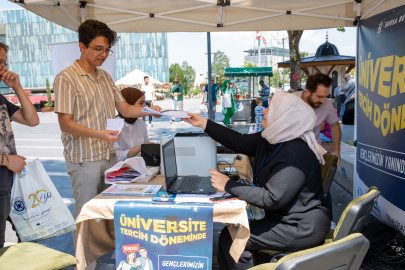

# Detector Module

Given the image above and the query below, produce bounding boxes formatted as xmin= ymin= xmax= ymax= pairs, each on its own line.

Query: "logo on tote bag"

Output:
xmin=11 ymin=197 xmax=27 ymax=215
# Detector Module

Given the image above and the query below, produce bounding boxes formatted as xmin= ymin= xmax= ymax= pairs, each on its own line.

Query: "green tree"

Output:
xmin=44 ymin=78 xmax=53 ymax=108
xmin=210 ymin=51 xmax=230 ymax=85
xmin=242 ymin=61 xmax=257 ymax=68
xmin=169 ymin=61 xmax=196 ymax=95
xmin=286 ymin=51 xmax=308 ymax=87
xmin=181 ymin=61 xmax=196 ymax=95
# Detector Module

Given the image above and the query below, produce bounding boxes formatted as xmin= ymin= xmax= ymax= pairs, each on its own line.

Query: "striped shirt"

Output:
xmin=54 ymin=60 xmax=125 ymax=164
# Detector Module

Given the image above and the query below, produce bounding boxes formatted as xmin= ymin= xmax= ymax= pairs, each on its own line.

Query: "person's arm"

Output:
xmin=341 ymin=78 xmax=352 ymax=92
xmin=178 ymin=85 xmax=184 ymax=96
xmin=115 ymin=101 xmax=161 ymax=118
xmin=320 ymin=122 xmax=326 ymax=132
xmin=330 ymin=121 xmax=341 ymax=166
xmin=113 ymin=140 xmax=129 ymax=162
xmin=183 ymin=113 xmax=260 ymax=157
xmin=58 ymin=113 xmax=121 ymax=144
xmin=215 ymin=155 xmax=306 ymax=210
xmin=1 ymin=154 xmax=26 ymax=174
xmin=0 ymin=70 xmax=39 ymax=126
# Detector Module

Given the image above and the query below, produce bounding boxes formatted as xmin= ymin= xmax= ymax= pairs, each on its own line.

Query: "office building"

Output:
xmin=0 ymin=9 xmax=169 ymax=93
xmin=244 ymin=46 xmax=289 ymax=70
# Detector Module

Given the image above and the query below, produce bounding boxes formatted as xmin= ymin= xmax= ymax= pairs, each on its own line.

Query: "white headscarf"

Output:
xmin=261 ymin=91 xmax=327 ymax=164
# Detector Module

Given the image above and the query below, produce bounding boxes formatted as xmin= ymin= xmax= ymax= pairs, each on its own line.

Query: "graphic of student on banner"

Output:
xmin=114 ymin=201 xmax=214 ymax=270
xmin=356 ymin=4 xmax=405 ymax=235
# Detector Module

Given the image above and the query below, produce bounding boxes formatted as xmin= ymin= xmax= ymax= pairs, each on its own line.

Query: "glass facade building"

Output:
xmin=0 ymin=9 xmax=169 ymax=93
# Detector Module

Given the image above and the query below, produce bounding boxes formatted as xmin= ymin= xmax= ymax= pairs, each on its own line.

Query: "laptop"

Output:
xmin=162 ymin=139 xmax=216 ymax=194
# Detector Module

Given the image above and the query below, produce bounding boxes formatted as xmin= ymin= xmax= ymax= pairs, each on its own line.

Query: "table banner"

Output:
xmin=114 ymin=201 xmax=214 ymax=270
xmin=356 ymin=4 xmax=405 ymax=235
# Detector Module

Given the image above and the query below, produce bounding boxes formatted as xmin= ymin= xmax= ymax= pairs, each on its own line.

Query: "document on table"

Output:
xmin=174 ymin=193 xmax=226 ymax=204
xmin=107 ymin=119 xmax=124 ymax=135
xmin=142 ymin=107 xmax=190 ymax=118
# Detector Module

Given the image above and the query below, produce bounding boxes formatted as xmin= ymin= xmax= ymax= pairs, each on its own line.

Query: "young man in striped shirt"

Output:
xmin=53 ymin=20 xmax=161 ymax=252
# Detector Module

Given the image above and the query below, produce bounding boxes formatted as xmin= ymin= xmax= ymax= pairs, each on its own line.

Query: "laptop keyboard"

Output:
xmin=178 ymin=176 xmax=202 ymax=191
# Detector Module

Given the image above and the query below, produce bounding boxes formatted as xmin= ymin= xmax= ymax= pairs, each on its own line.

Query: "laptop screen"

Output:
xmin=162 ymin=139 xmax=178 ymax=188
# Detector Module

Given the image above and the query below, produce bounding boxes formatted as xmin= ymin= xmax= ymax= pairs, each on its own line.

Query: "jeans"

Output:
xmin=262 ymin=99 xmax=269 ymax=108
xmin=341 ymin=102 xmax=347 ymax=119
xmin=320 ymin=133 xmax=333 ymax=143
xmin=337 ymin=95 xmax=345 ymax=117
xmin=0 ymin=190 xmax=20 ymax=248
xmin=142 ymin=100 xmax=153 ymax=124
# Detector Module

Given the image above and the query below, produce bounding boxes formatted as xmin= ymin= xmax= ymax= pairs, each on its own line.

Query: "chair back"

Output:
xmin=272 ymin=233 xmax=369 ymax=270
xmin=321 ymin=153 xmax=338 ymax=194
xmin=333 ymin=186 xmax=380 ymax=241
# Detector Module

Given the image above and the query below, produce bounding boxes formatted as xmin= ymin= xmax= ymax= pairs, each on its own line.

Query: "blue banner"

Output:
xmin=356 ymin=4 xmax=405 ymax=234
xmin=114 ymin=201 xmax=214 ymax=270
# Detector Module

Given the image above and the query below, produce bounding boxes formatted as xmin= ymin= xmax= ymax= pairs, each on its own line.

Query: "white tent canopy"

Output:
xmin=9 ymin=0 xmax=403 ymax=33
xmin=115 ymin=66 xmax=163 ymax=86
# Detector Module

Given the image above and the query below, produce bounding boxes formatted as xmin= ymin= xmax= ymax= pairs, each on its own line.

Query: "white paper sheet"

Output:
xmin=142 ymin=107 xmax=191 ymax=118
xmin=174 ymin=193 xmax=226 ymax=204
xmin=106 ymin=119 xmax=125 ymax=135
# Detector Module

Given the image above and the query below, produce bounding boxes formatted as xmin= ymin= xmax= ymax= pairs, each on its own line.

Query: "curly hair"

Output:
xmin=78 ymin=19 xmax=118 ymax=47
xmin=0 ymin=42 xmax=9 ymax=53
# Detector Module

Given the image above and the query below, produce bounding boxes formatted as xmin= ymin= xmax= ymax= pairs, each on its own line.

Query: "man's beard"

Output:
xmin=308 ymin=94 xmax=322 ymax=108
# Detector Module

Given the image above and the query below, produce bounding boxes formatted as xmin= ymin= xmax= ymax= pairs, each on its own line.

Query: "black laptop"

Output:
xmin=162 ymin=139 xmax=216 ymax=194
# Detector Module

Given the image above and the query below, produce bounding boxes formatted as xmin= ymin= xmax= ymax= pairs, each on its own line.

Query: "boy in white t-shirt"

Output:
xmin=141 ymin=76 xmax=155 ymax=127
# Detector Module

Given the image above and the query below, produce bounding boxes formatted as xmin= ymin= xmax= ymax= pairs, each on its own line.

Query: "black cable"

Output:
xmin=217 ymin=161 xmax=252 ymax=185
xmin=217 ymin=160 xmax=232 ymax=171
xmin=361 ymin=236 xmax=405 ymax=270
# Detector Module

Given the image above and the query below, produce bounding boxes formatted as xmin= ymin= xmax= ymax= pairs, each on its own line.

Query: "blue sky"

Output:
xmin=1 ymin=0 xmax=356 ymax=74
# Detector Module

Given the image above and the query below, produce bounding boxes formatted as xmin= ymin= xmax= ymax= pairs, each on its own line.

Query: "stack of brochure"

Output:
xmin=101 ymin=184 xmax=161 ymax=197
xmin=106 ymin=168 xmax=141 ymax=182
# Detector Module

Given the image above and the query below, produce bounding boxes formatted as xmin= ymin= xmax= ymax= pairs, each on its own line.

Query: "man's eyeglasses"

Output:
xmin=89 ymin=46 xmax=113 ymax=56
xmin=0 ymin=62 xmax=8 ymax=68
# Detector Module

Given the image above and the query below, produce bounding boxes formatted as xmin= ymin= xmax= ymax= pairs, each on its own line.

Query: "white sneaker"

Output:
xmin=147 ymin=123 xmax=153 ymax=127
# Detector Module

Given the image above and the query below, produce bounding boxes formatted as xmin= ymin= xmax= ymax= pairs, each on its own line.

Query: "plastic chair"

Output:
xmin=325 ymin=186 xmax=380 ymax=243
xmin=257 ymin=186 xmax=380 ymax=260
xmin=0 ymin=242 xmax=76 ymax=270
xmin=249 ymin=233 xmax=369 ymax=270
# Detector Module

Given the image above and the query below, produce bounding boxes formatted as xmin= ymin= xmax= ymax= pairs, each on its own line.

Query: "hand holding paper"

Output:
xmin=142 ymin=107 xmax=191 ymax=119
xmin=107 ymin=119 xmax=124 ymax=135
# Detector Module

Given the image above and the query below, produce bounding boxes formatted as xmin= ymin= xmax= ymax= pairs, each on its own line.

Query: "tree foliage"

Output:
xmin=242 ymin=61 xmax=257 ymax=68
xmin=210 ymin=51 xmax=231 ymax=85
xmin=44 ymin=78 xmax=53 ymax=108
xmin=169 ymin=61 xmax=196 ymax=95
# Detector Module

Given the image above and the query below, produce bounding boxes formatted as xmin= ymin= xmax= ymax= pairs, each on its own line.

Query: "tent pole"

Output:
xmin=353 ymin=22 xmax=360 ymax=200
xmin=207 ymin=32 xmax=213 ymax=121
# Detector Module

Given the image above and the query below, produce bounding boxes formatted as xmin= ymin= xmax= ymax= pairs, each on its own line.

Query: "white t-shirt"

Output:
xmin=293 ymin=91 xmax=338 ymax=144
xmin=113 ymin=117 xmax=149 ymax=161
xmin=141 ymin=84 xmax=155 ymax=100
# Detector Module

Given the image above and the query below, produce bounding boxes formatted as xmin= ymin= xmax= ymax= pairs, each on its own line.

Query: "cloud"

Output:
xmin=339 ymin=45 xmax=356 ymax=56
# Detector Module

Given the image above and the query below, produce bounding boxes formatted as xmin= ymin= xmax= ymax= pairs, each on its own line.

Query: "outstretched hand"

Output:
xmin=208 ymin=169 xmax=229 ymax=191
xmin=150 ymin=105 xmax=162 ymax=118
xmin=181 ymin=113 xmax=208 ymax=130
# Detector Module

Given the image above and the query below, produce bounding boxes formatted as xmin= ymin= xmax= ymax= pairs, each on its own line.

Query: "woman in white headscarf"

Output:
xmin=183 ymin=91 xmax=330 ymax=270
